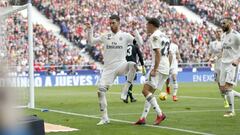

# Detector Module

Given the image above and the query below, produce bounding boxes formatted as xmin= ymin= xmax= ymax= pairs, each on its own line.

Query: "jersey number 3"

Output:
xmin=127 ymin=46 xmax=133 ymax=56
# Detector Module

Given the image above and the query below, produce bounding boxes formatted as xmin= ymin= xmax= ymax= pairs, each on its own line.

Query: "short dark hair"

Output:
xmin=109 ymin=14 xmax=120 ymax=22
xmin=147 ymin=17 xmax=160 ymax=28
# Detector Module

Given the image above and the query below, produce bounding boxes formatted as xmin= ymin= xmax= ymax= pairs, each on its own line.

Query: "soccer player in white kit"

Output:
xmin=135 ymin=18 xmax=171 ymax=125
xmin=86 ymin=15 xmax=143 ymax=125
xmin=165 ymin=42 xmax=181 ymax=101
xmin=209 ymin=28 xmax=229 ymax=108
xmin=219 ymin=18 xmax=240 ymax=117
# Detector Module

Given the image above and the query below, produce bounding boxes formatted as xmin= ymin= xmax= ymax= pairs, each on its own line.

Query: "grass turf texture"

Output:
xmin=25 ymin=82 xmax=240 ymax=135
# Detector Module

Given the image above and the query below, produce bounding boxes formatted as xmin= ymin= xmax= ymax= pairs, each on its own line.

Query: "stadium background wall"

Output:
xmin=3 ymin=68 xmax=240 ymax=87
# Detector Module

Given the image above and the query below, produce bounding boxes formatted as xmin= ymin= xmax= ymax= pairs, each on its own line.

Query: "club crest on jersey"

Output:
xmin=153 ymin=36 xmax=158 ymax=42
xmin=228 ymin=38 xmax=232 ymax=43
xmin=107 ymin=34 xmax=111 ymax=40
xmin=119 ymin=37 xmax=123 ymax=41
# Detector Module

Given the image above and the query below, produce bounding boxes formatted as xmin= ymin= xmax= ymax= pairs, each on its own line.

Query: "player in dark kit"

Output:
xmin=123 ymin=39 xmax=145 ymax=103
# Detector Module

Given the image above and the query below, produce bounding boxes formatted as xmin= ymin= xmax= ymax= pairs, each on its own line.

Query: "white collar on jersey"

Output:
xmin=111 ymin=30 xmax=122 ymax=36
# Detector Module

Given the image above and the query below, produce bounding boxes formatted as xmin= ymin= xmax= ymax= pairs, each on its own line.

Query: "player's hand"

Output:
xmin=85 ymin=22 xmax=92 ymax=29
xmin=150 ymin=69 xmax=157 ymax=77
xmin=131 ymin=21 xmax=138 ymax=30
xmin=142 ymin=66 xmax=146 ymax=75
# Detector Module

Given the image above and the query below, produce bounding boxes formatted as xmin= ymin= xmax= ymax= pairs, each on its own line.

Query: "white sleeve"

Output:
xmin=133 ymin=30 xmax=143 ymax=45
xmin=150 ymin=36 xmax=160 ymax=50
xmin=126 ymin=30 xmax=143 ymax=45
xmin=209 ymin=42 xmax=215 ymax=54
xmin=87 ymin=28 xmax=103 ymax=45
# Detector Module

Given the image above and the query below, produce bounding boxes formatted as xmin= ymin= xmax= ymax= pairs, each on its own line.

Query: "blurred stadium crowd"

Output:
xmin=183 ymin=0 xmax=240 ymax=31
xmin=1 ymin=0 xmax=239 ymax=73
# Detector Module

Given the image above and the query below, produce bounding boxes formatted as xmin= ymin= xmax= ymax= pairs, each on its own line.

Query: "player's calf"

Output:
xmin=121 ymin=62 xmax=137 ymax=100
xmin=97 ymin=86 xmax=109 ymax=124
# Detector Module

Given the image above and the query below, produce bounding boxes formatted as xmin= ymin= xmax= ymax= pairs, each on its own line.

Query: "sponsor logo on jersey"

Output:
xmin=106 ymin=45 xmax=123 ymax=49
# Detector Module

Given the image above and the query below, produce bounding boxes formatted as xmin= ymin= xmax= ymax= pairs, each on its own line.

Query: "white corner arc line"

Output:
xmin=34 ymin=108 xmax=215 ymax=135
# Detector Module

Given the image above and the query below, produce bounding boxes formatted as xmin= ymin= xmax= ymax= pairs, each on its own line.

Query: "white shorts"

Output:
xmin=219 ymin=63 xmax=239 ymax=86
xmin=99 ymin=61 xmax=131 ymax=86
xmin=145 ymin=71 xmax=169 ymax=90
xmin=170 ymin=67 xmax=178 ymax=75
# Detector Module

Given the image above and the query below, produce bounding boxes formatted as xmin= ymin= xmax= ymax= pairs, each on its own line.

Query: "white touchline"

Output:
xmin=98 ymin=109 xmax=240 ymax=116
xmin=34 ymin=108 xmax=215 ymax=135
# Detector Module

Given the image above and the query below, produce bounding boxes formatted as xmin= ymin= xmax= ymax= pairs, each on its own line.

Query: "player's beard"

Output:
xmin=222 ymin=26 xmax=229 ymax=32
xmin=111 ymin=27 xmax=118 ymax=33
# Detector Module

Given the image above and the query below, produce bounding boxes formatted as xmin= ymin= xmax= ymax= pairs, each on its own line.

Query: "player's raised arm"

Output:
xmin=176 ymin=46 xmax=181 ymax=62
xmin=86 ymin=22 xmax=103 ymax=45
xmin=127 ymin=21 xmax=143 ymax=45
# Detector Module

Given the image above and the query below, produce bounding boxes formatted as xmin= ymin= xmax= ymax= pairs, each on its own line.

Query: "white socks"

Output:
xmin=141 ymin=100 xmax=151 ymax=119
xmin=146 ymin=93 xmax=162 ymax=116
xmin=98 ymin=91 xmax=108 ymax=120
xmin=226 ymin=90 xmax=234 ymax=113
xmin=172 ymin=80 xmax=178 ymax=96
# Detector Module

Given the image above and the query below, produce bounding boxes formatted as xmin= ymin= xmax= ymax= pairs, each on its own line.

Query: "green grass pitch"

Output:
xmin=25 ymin=82 xmax=240 ymax=135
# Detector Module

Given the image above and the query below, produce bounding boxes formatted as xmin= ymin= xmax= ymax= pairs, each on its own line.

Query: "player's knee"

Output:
xmin=142 ymin=89 xmax=148 ymax=97
xmin=142 ymin=84 xmax=154 ymax=97
xmin=223 ymin=83 xmax=233 ymax=91
xmin=128 ymin=62 xmax=137 ymax=70
xmin=98 ymin=85 xmax=108 ymax=93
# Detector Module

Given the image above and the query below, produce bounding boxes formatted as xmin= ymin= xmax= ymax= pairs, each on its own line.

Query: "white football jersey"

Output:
xmin=149 ymin=30 xmax=170 ymax=75
xmin=221 ymin=30 xmax=240 ymax=63
xmin=169 ymin=43 xmax=178 ymax=68
xmin=209 ymin=40 xmax=222 ymax=60
xmin=88 ymin=29 xmax=143 ymax=66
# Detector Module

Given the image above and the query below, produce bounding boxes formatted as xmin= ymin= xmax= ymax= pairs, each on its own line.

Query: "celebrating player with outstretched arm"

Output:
xmin=135 ymin=18 xmax=171 ymax=125
xmin=86 ymin=14 xmax=143 ymax=125
xmin=219 ymin=18 xmax=240 ymax=117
